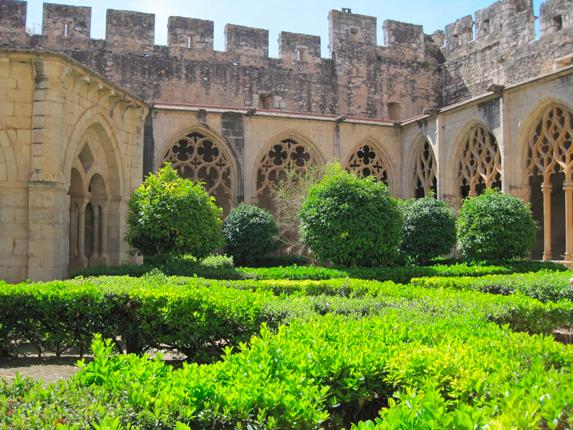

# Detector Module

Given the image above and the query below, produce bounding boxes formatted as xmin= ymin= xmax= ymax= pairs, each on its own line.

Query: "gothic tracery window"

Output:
xmin=256 ymin=138 xmax=321 ymax=212
xmin=527 ymin=106 xmax=573 ymax=178
xmin=162 ymin=131 xmax=234 ymax=214
xmin=525 ymin=105 xmax=573 ymax=261
xmin=413 ymin=140 xmax=437 ymax=197
xmin=347 ymin=143 xmax=389 ymax=185
xmin=456 ymin=125 xmax=501 ymax=198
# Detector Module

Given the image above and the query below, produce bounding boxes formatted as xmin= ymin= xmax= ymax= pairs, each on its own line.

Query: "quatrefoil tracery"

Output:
xmin=347 ymin=143 xmax=389 ymax=184
xmin=162 ymin=131 xmax=233 ymax=202
xmin=256 ymin=138 xmax=321 ymax=199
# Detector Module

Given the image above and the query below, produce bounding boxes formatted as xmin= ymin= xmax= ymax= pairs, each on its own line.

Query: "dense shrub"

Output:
xmin=223 ymin=204 xmax=279 ymax=265
xmin=400 ymin=197 xmax=456 ymax=264
xmin=299 ymin=164 xmax=403 ymax=266
xmin=126 ymin=164 xmax=223 ymax=261
xmin=457 ymin=189 xmax=537 ymax=262
xmin=3 ymin=314 xmax=573 ymax=429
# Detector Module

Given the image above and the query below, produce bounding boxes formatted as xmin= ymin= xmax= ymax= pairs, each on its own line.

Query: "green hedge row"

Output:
xmin=71 ymin=260 xmax=566 ymax=283
xmin=411 ymin=270 xmax=573 ymax=303
xmin=1 ymin=275 xmax=571 ymax=358
xmin=3 ymin=313 xmax=572 ymax=429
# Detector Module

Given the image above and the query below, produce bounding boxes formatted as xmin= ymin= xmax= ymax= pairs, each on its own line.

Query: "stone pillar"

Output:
xmin=76 ymin=198 xmax=88 ymax=268
xmin=89 ymin=202 xmax=100 ymax=266
xmin=99 ymin=202 xmax=109 ymax=265
xmin=541 ymin=182 xmax=552 ymax=261
xmin=564 ymin=181 xmax=573 ymax=261
xmin=27 ymin=182 xmax=70 ymax=281
xmin=510 ymin=185 xmax=532 ymax=203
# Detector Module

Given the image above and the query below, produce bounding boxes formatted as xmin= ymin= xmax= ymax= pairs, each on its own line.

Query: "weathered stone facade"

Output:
xmin=0 ymin=0 xmax=572 ymax=281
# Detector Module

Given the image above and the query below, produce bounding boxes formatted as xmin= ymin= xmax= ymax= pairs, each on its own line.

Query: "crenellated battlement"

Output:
xmin=0 ymin=0 xmax=571 ymax=117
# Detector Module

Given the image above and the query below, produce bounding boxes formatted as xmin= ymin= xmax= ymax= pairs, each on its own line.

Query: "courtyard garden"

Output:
xmin=1 ymin=164 xmax=572 ymax=429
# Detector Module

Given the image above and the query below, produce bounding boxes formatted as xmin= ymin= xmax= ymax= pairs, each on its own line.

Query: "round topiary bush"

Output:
xmin=401 ymin=196 xmax=457 ymax=264
xmin=223 ymin=204 xmax=279 ymax=265
xmin=126 ymin=164 xmax=223 ymax=261
xmin=299 ymin=163 xmax=403 ymax=266
xmin=457 ymin=188 xmax=537 ymax=262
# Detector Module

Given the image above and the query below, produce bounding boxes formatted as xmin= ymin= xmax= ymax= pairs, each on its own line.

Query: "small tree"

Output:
xmin=272 ymin=166 xmax=322 ymax=256
xmin=126 ymin=164 xmax=223 ymax=261
xmin=299 ymin=163 xmax=402 ymax=266
xmin=457 ymin=189 xmax=537 ymax=262
xmin=400 ymin=196 xmax=457 ymax=264
xmin=223 ymin=204 xmax=279 ymax=266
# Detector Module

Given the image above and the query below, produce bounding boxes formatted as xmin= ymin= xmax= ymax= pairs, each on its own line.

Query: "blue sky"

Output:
xmin=26 ymin=0 xmax=543 ymax=57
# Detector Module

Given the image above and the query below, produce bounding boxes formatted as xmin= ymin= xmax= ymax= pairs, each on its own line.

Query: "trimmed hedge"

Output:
xmin=1 ymin=275 xmax=571 ymax=358
xmin=2 ymin=313 xmax=573 ymax=429
xmin=71 ymin=260 xmax=567 ymax=283
xmin=411 ymin=270 xmax=573 ymax=303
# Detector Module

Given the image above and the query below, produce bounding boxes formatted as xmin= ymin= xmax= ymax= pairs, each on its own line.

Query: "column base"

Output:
xmin=542 ymin=251 xmax=553 ymax=261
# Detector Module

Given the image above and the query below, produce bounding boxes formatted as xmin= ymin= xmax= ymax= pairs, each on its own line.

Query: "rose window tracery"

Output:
xmin=414 ymin=140 xmax=437 ymax=197
xmin=456 ymin=125 xmax=501 ymax=197
xmin=347 ymin=143 xmax=389 ymax=184
xmin=162 ymin=131 xmax=234 ymax=213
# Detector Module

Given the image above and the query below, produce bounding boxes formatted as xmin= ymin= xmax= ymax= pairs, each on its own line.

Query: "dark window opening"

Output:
xmin=259 ymin=94 xmax=273 ymax=109
xmin=553 ymin=15 xmax=563 ymax=31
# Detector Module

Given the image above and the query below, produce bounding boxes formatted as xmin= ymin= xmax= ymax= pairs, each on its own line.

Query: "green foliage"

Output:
xmin=236 ymin=260 xmax=566 ymax=283
xmin=457 ymin=189 xmax=537 ymax=262
xmin=412 ymin=270 xmax=573 ymax=303
xmin=223 ymin=204 xmax=279 ymax=265
xmin=299 ymin=164 xmax=403 ymax=266
xmin=126 ymin=164 xmax=223 ymax=261
xmin=3 ymin=314 xmax=573 ymax=429
xmin=400 ymin=197 xmax=456 ymax=264
xmin=1 ymin=274 xmax=570 ymax=359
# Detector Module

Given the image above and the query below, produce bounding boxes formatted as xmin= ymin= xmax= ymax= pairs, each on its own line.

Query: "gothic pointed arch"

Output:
xmin=255 ymin=133 xmax=323 ymax=213
xmin=455 ymin=123 xmax=501 ymax=198
xmin=412 ymin=138 xmax=437 ymax=197
xmin=345 ymin=139 xmax=395 ymax=190
xmin=523 ymin=102 xmax=573 ymax=261
xmin=160 ymin=128 xmax=237 ymax=215
xmin=68 ymin=122 xmax=120 ymax=272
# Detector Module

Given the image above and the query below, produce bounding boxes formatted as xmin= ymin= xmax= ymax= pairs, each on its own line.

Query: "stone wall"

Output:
xmin=0 ymin=50 xmax=147 ymax=282
xmin=440 ymin=0 xmax=573 ymax=105
xmin=0 ymin=0 xmax=443 ymax=119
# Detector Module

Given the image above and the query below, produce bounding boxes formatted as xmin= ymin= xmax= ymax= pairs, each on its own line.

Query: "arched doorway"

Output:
xmin=68 ymin=123 xmax=119 ymax=273
xmin=526 ymin=105 xmax=573 ymax=261
xmin=160 ymin=130 xmax=236 ymax=215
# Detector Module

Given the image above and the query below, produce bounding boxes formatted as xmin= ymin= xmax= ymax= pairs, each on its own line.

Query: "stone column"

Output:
xmin=564 ymin=180 xmax=573 ymax=261
xmin=76 ymin=198 xmax=88 ymax=268
xmin=510 ymin=185 xmax=532 ymax=203
xmin=99 ymin=202 xmax=109 ymax=265
xmin=541 ymin=182 xmax=552 ymax=261
xmin=89 ymin=202 xmax=100 ymax=266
